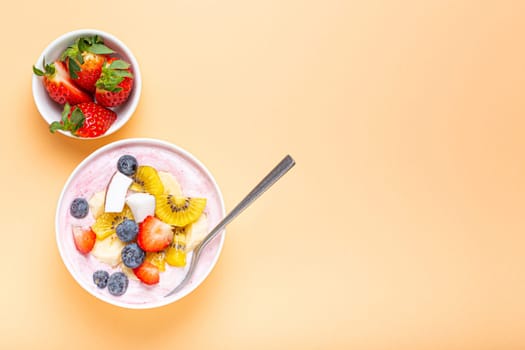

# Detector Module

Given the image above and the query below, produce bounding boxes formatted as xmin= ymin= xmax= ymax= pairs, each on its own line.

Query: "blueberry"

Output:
xmin=70 ymin=198 xmax=89 ymax=218
xmin=117 ymin=155 xmax=138 ymax=176
xmin=116 ymin=219 xmax=139 ymax=243
xmin=107 ymin=272 xmax=129 ymax=296
xmin=121 ymin=243 xmax=145 ymax=268
xmin=93 ymin=270 xmax=109 ymax=289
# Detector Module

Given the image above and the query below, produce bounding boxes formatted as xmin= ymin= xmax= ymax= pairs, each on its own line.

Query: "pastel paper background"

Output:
xmin=1 ymin=0 xmax=524 ymax=348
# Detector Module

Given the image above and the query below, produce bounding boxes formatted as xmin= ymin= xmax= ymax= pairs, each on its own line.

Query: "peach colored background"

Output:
xmin=1 ymin=0 xmax=525 ymax=348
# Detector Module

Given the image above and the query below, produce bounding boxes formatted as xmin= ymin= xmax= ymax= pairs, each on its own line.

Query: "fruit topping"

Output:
xmin=117 ymin=155 xmax=138 ymax=176
xmin=155 ymin=195 xmax=206 ymax=226
xmin=137 ymin=215 xmax=173 ymax=252
xmin=133 ymin=261 xmax=160 ymax=285
xmin=50 ymin=102 xmax=117 ymax=138
xmin=158 ymin=171 xmax=183 ymax=196
xmin=70 ymin=197 xmax=89 ymax=218
xmin=185 ymin=213 xmax=209 ymax=252
xmin=33 ymin=60 xmax=92 ymax=105
xmin=88 ymin=191 xmax=105 ymax=219
xmin=107 ymin=272 xmax=129 ymax=296
xmin=91 ymin=234 xmax=126 ymax=267
xmin=95 ymin=58 xmax=134 ymax=107
xmin=125 ymin=193 xmax=155 ymax=223
xmin=121 ymin=242 xmax=145 ymax=268
xmin=93 ymin=270 xmax=109 ymax=289
xmin=72 ymin=226 xmax=96 ymax=254
xmin=92 ymin=206 xmax=134 ymax=240
xmin=67 ymin=153 xmax=212 ymax=293
xmin=130 ymin=166 xmax=164 ymax=195
xmin=104 ymin=171 xmax=133 ymax=213
xmin=60 ymin=35 xmax=113 ymax=93
xmin=116 ymin=219 xmax=139 ymax=243
xmin=146 ymin=251 xmax=166 ymax=272
xmin=165 ymin=227 xmax=187 ymax=267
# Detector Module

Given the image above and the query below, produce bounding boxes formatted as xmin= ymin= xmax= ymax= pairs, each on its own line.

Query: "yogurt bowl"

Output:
xmin=55 ymin=138 xmax=225 ymax=308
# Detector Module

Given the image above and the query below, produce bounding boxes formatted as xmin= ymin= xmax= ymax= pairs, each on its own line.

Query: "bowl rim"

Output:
xmin=55 ymin=138 xmax=226 ymax=309
xmin=32 ymin=28 xmax=142 ymax=140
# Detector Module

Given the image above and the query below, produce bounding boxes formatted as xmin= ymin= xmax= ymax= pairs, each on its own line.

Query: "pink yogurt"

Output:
xmin=56 ymin=138 xmax=226 ymax=308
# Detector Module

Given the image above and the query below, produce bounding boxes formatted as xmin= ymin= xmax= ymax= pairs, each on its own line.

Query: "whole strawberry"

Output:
xmin=50 ymin=102 xmax=117 ymax=138
xmin=95 ymin=57 xmax=134 ymax=107
xmin=61 ymin=36 xmax=114 ymax=92
xmin=33 ymin=60 xmax=92 ymax=105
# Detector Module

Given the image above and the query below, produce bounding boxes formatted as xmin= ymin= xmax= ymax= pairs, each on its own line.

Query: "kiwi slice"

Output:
xmin=165 ymin=227 xmax=187 ymax=267
xmin=92 ymin=206 xmax=134 ymax=240
xmin=146 ymin=251 xmax=166 ymax=272
xmin=155 ymin=195 xmax=206 ymax=226
xmin=130 ymin=166 xmax=164 ymax=195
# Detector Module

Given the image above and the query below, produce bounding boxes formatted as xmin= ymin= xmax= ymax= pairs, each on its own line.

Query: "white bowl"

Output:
xmin=55 ymin=138 xmax=226 ymax=308
xmin=32 ymin=29 xmax=142 ymax=139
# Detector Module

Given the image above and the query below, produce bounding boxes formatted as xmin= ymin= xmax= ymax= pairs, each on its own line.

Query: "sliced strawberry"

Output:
xmin=72 ymin=226 xmax=96 ymax=254
xmin=133 ymin=261 xmax=160 ymax=285
xmin=50 ymin=102 xmax=117 ymax=138
xmin=95 ymin=58 xmax=134 ymax=107
xmin=33 ymin=60 xmax=92 ymax=105
xmin=61 ymin=36 xmax=113 ymax=92
xmin=137 ymin=216 xmax=173 ymax=252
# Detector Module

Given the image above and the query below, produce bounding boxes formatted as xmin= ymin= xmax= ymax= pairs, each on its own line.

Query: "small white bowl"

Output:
xmin=32 ymin=29 xmax=142 ymax=139
xmin=55 ymin=138 xmax=226 ymax=309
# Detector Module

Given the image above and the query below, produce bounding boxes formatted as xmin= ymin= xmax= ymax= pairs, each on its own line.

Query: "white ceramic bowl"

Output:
xmin=55 ymin=138 xmax=226 ymax=308
xmin=32 ymin=29 xmax=142 ymax=139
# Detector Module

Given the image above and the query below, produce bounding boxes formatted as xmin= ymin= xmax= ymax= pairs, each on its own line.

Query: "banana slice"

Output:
xmin=91 ymin=234 xmax=125 ymax=267
xmin=120 ymin=265 xmax=140 ymax=281
xmin=88 ymin=191 xmax=105 ymax=219
xmin=185 ymin=213 xmax=208 ymax=252
xmin=158 ymin=171 xmax=183 ymax=196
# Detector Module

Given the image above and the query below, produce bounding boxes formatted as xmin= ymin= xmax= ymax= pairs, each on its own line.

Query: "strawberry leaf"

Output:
xmin=68 ymin=58 xmax=81 ymax=80
xmin=109 ymin=60 xmax=130 ymax=70
xmin=50 ymin=103 xmax=85 ymax=134
xmin=35 ymin=59 xmax=56 ymax=76
xmin=45 ymin=62 xmax=55 ymax=75
xmin=49 ymin=121 xmax=64 ymax=133
xmin=77 ymin=38 xmax=90 ymax=53
xmin=32 ymin=65 xmax=44 ymax=76
xmin=69 ymin=108 xmax=85 ymax=133
xmin=62 ymin=103 xmax=71 ymax=123
xmin=61 ymin=43 xmax=81 ymax=62
xmin=89 ymin=43 xmax=114 ymax=54
xmin=114 ymin=70 xmax=133 ymax=78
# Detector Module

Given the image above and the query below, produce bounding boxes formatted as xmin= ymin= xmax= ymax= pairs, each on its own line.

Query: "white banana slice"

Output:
xmin=185 ymin=213 xmax=208 ymax=252
xmin=158 ymin=171 xmax=183 ymax=196
xmin=120 ymin=265 xmax=139 ymax=281
xmin=88 ymin=191 xmax=105 ymax=219
xmin=91 ymin=234 xmax=125 ymax=267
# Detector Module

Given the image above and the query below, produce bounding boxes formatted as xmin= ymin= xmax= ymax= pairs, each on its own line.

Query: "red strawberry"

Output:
xmin=95 ymin=57 xmax=134 ymax=107
xmin=133 ymin=261 xmax=160 ymax=285
xmin=33 ymin=60 xmax=92 ymax=105
xmin=61 ymin=36 xmax=114 ymax=92
xmin=72 ymin=226 xmax=96 ymax=254
xmin=50 ymin=102 xmax=117 ymax=138
xmin=137 ymin=216 xmax=173 ymax=252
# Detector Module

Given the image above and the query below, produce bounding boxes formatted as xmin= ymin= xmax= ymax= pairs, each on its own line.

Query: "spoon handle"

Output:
xmin=199 ymin=154 xmax=296 ymax=251
xmin=165 ymin=155 xmax=296 ymax=297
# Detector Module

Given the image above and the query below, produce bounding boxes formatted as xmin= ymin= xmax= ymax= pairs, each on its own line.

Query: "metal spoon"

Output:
xmin=165 ymin=155 xmax=296 ymax=297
